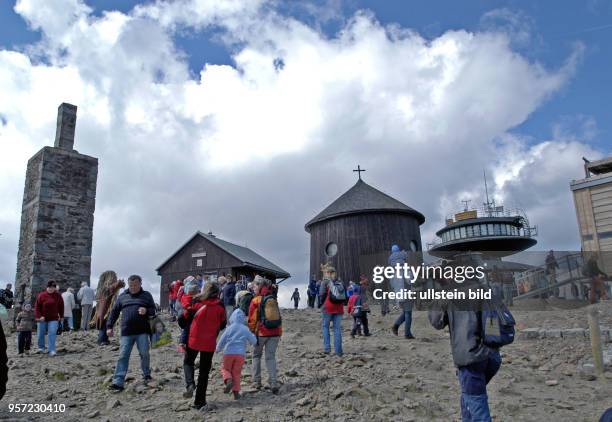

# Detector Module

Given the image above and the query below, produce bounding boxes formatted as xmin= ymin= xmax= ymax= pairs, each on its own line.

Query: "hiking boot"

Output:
xmin=363 ymin=333 xmax=371 ymax=337
xmin=49 ymin=351 xmax=56 ymax=357
xmin=223 ymin=379 xmax=233 ymax=394
xmin=183 ymin=384 xmax=195 ymax=398
xmin=35 ymin=349 xmax=46 ymax=354
xmin=195 ymin=403 xmax=214 ymax=412
xmin=252 ymin=382 xmax=262 ymax=390
xmin=233 ymin=391 xmax=240 ymax=400
xmin=108 ymin=384 xmax=124 ymax=392
xmin=271 ymin=386 xmax=280 ymax=395
xmin=405 ymin=334 xmax=415 ymax=339
xmin=350 ymin=333 xmax=355 ymax=339
xmin=391 ymin=325 xmax=399 ymax=336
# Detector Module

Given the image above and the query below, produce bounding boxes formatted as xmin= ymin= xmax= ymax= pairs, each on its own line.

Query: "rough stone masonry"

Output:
xmin=14 ymin=103 xmax=98 ymax=303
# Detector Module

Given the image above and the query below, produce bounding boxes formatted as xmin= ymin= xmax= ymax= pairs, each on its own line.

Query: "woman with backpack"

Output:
xmin=318 ymin=263 xmax=345 ymax=357
xmin=247 ymin=276 xmax=282 ymax=394
xmin=183 ymin=282 xmax=227 ymax=412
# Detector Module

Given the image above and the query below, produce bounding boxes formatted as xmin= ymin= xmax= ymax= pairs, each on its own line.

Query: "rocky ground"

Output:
xmin=1 ymin=299 xmax=611 ymax=421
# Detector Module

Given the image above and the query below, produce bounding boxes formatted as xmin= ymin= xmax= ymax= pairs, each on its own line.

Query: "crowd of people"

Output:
xmin=1 ymin=245 xmax=612 ymax=420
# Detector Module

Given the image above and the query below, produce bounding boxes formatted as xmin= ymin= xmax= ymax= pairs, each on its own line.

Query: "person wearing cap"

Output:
xmin=34 ymin=281 xmax=64 ymax=356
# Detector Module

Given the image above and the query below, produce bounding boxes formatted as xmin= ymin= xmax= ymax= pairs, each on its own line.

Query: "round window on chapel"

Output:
xmin=325 ymin=242 xmax=338 ymax=257
xmin=409 ymin=240 xmax=418 ymax=252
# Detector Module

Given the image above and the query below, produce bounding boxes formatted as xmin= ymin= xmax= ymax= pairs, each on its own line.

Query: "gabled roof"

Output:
xmin=305 ymin=179 xmax=425 ymax=231
xmin=156 ymin=231 xmax=290 ymax=279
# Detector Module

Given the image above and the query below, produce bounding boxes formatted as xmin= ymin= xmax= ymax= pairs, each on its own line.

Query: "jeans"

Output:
xmin=394 ymin=309 xmax=413 ymax=337
xmin=221 ymin=354 xmax=245 ymax=392
xmin=169 ymin=299 xmax=176 ymax=317
xmin=65 ymin=317 xmax=73 ymax=330
xmin=112 ymin=334 xmax=151 ymax=387
xmin=81 ymin=304 xmax=93 ymax=330
xmin=321 ymin=313 xmax=342 ymax=355
xmin=37 ymin=320 xmax=58 ymax=353
xmin=225 ymin=305 xmax=234 ymax=321
xmin=17 ymin=331 xmax=32 ymax=354
xmin=252 ymin=336 xmax=279 ymax=387
xmin=458 ymin=351 xmax=501 ymax=422
xmin=183 ymin=348 xmax=214 ymax=407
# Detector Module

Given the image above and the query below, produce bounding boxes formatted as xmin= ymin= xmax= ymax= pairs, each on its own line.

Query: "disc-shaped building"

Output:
xmin=305 ymin=177 xmax=425 ymax=283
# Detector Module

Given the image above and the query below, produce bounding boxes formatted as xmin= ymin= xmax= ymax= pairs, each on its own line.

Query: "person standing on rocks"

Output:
xmin=16 ymin=302 xmax=34 ymax=355
xmin=248 ymin=276 xmax=282 ymax=394
xmin=318 ymin=264 xmax=344 ymax=357
xmin=584 ymin=254 xmax=609 ymax=303
xmin=307 ymin=279 xmax=317 ymax=308
xmin=222 ymin=275 xmax=237 ymax=320
xmin=107 ymin=275 xmax=156 ymax=392
xmin=77 ymin=282 xmax=95 ymax=331
xmin=93 ymin=271 xmax=125 ymax=345
xmin=428 ymin=278 xmax=503 ymax=422
xmin=183 ymin=281 xmax=226 ymax=411
xmin=61 ymin=287 xmax=76 ymax=331
xmin=34 ymin=280 xmax=64 ymax=356
xmin=290 ymin=288 xmax=300 ymax=309
xmin=388 ymin=245 xmax=408 ymax=308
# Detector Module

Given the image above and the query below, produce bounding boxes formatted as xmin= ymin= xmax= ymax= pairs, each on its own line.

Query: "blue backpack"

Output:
xmin=481 ymin=302 xmax=515 ymax=348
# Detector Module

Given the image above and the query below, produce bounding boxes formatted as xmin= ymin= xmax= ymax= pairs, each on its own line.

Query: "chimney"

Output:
xmin=54 ymin=103 xmax=77 ymax=150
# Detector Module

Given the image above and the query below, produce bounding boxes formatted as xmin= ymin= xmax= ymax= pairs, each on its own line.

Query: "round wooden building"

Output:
xmin=305 ymin=177 xmax=425 ymax=283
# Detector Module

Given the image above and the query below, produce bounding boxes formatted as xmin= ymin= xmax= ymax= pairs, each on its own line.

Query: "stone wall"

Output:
xmin=15 ymin=145 xmax=98 ymax=303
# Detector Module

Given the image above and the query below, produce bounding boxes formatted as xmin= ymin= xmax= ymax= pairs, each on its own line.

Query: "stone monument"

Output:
xmin=15 ymin=103 xmax=98 ymax=303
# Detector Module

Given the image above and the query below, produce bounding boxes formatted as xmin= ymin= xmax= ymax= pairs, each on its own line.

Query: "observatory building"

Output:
xmin=305 ymin=167 xmax=425 ymax=284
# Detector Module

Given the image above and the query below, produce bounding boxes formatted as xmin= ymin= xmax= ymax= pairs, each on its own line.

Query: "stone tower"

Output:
xmin=15 ymin=103 xmax=98 ymax=303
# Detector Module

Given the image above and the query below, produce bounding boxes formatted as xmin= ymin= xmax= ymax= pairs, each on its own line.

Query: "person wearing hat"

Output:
xmin=318 ymin=263 xmax=344 ymax=356
xmin=33 ymin=281 xmax=64 ymax=356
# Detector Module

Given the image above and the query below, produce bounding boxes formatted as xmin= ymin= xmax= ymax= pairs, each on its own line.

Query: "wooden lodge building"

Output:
xmin=156 ymin=231 xmax=290 ymax=308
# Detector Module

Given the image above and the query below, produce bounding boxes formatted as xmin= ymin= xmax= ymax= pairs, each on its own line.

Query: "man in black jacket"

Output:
xmin=106 ymin=275 xmax=156 ymax=392
xmin=0 ymin=320 xmax=7 ymax=400
xmin=428 ymin=279 xmax=502 ymax=422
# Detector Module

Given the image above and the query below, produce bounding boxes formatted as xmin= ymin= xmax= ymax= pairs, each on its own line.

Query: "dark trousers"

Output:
xmin=360 ymin=313 xmax=369 ymax=335
xmin=184 ymin=348 xmax=214 ymax=407
xmin=98 ymin=328 xmax=109 ymax=344
xmin=457 ymin=351 xmax=501 ymax=421
xmin=17 ymin=331 xmax=32 ymax=354
xmin=293 ymin=299 xmax=299 ymax=309
xmin=351 ymin=316 xmax=362 ymax=336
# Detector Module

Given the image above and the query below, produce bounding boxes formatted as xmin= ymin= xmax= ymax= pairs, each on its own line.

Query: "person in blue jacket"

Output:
xmin=216 ymin=308 xmax=257 ymax=399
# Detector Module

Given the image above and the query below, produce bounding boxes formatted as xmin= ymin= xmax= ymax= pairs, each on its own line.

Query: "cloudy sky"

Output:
xmin=1 ymin=0 xmax=611 ymax=305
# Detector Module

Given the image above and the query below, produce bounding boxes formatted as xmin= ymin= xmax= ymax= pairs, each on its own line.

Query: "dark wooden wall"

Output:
xmin=308 ymin=212 xmax=423 ymax=284
xmin=157 ymin=235 xmax=242 ymax=308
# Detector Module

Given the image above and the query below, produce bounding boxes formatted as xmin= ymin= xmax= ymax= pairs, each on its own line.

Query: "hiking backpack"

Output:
xmin=481 ymin=302 xmax=515 ymax=348
xmin=328 ymin=280 xmax=347 ymax=304
xmin=259 ymin=295 xmax=282 ymax=329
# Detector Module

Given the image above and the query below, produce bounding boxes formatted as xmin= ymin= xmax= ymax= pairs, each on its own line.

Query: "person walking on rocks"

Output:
xmin=216 ymin=308 xmax=257 ymax=400
xmin=16 ymin=303 xmax=34 ymax=355
xmin=388 ymin=245 xmax=408 ymax=308
xmin=318 ymin=264 xmax=344 ymax=357
xmin=428 ymin=278 xmax=504 ymax=422
xmin=183 ymin=282 xmax=226 ymax=411
xmin=107 ymin=275 xmax=156 ymax=392
xmin=348 ymin=286 xmax=370 ymax=337
xmin=93 ymin=271 xmax=125 ymax=345
xmin=248 ymin=276 xmax=282 ymax=394
xmin=290 ymin=288 xmax=300 ymax=309
xmin=61 ymin=287 xmax=76 ymax=331
xmin=77 ymin=282 xmax=95 ymax=331
xmin=34 ymin=280 xmax=64 ymax=356
xmin=391 ymin=271 xmax=415 ymax=339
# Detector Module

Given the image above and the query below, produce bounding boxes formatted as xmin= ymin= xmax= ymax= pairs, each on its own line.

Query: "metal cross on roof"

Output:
xmin=353 ymin=165 xmax=366 ymax=180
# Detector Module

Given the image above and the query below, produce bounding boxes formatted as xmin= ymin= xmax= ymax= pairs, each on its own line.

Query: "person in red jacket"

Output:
xmin=318 ymin=264 xmax=344 ymax=356
xmin=247 ymin=275 xmax=282 ymax=394
xmin=183 ymin=282 xmax=226 ymax=412
xmin=34 ymin=280 xmax=64 ymax=356
xmin=168 ymin=279 xmax=182 ymax=319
